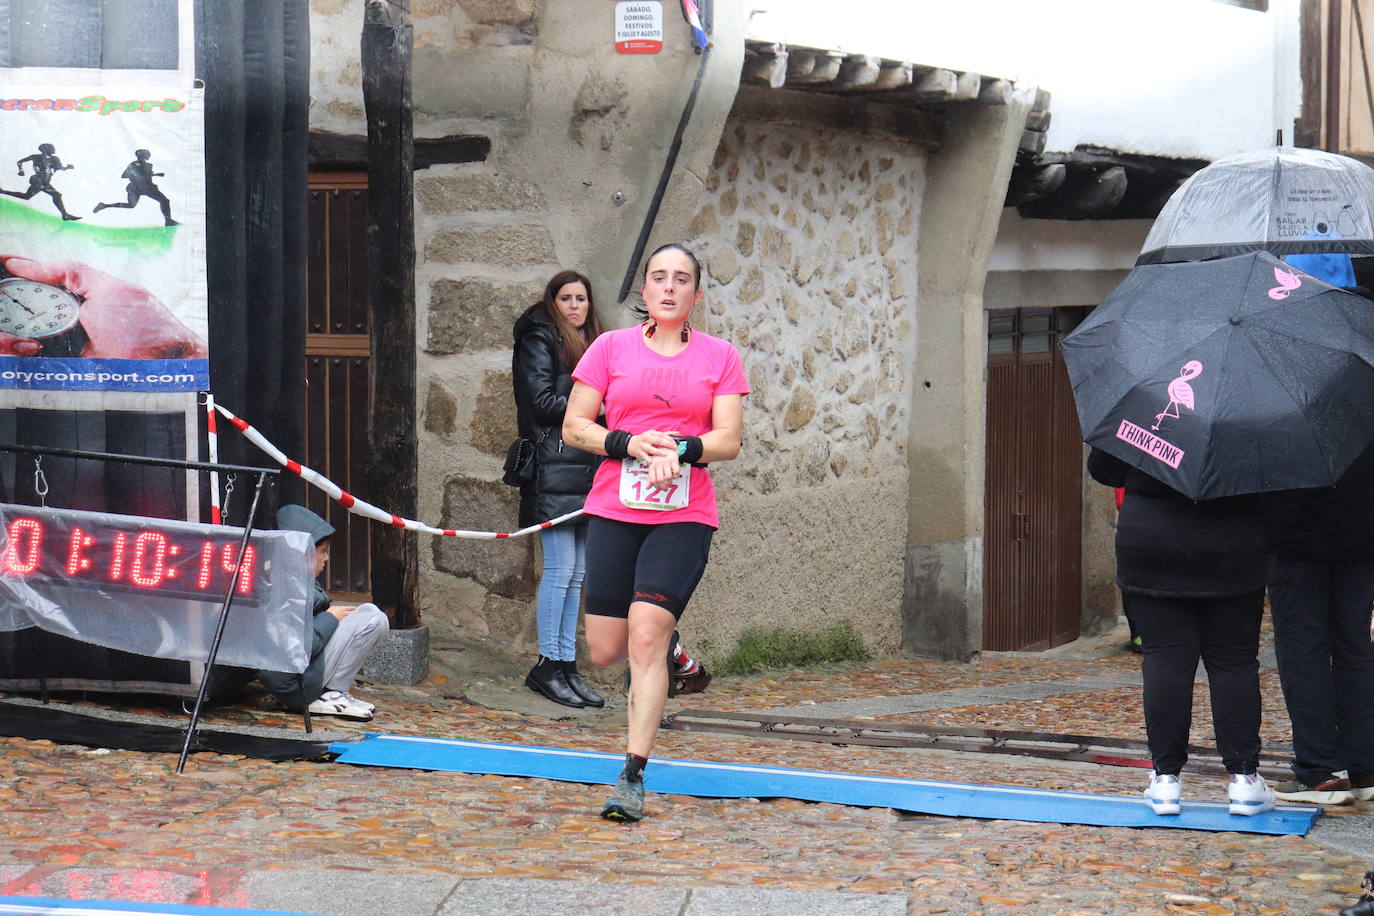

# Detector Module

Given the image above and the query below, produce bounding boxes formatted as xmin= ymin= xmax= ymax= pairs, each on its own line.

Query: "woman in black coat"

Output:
xmin=1087 ymin=448 xmax=1275 ymax=817
xmin=513 ymin=270 xmax=605 ymax=708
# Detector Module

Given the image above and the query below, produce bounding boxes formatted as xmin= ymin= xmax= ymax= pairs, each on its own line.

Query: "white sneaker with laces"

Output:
xmin=1228 ymin=772 xmax=1276 ymax=816
xmin=336 ymin=690 xmax=375 ymax=714
xmin=1144 ymin=771 xmax=1182 ymax=815
xmin=307 ymin=689 xmax=372 ymax=720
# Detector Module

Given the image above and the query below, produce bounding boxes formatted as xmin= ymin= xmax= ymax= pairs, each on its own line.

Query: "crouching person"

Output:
xmin=258 ymin=504 xmax=389 ymax=720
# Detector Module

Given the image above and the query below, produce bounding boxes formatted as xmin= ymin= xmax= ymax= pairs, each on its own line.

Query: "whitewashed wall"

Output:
xmin=748 ymin=0 xmax=1302 ymax=161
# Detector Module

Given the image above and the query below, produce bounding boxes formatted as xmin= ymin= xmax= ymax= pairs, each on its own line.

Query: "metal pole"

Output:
xmin=1328 ymin=0 xmax=1344 ymax=152
xmin=176 ymin=470 xmax=270 ymax=774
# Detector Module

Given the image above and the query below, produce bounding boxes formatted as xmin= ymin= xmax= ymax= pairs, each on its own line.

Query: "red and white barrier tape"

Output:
xmin=212 ymin=402 xmax=582 ymax=539
xmin=203 ymin=392 xmax=222 ymax=525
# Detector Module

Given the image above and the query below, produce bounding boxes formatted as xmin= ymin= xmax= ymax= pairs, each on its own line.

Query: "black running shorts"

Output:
xmin=583 ymin=516 xmax=714 ymax=620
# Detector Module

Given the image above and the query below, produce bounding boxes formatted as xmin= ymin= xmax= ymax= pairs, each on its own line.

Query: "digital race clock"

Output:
xmin=0 ymin=507 xmax=264 ymax=603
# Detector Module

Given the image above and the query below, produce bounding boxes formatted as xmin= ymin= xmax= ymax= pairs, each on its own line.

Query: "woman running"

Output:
xmin=563 ymin=243 xmax=749 ymax=822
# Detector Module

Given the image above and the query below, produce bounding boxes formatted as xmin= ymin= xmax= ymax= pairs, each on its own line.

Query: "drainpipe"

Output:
xmin=1327 ymin=0 xmax=1343 ymax=151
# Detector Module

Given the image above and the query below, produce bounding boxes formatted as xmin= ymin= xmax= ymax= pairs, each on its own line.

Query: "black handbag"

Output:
xmin=502 ymin=429 xmax=548 ymax=487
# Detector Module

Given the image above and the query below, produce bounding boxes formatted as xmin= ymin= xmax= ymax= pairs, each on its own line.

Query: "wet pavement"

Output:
xmin=1 ymin=620 xmax=1372 ymax=915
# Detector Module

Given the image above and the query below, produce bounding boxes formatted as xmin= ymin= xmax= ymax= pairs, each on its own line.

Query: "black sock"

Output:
xmin=623 ymin=753 xmax=647 ymax=780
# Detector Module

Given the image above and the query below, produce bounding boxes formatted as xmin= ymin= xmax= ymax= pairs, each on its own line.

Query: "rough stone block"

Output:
xmin=425 ymin=224 xmax=556 ymax=268
xmin=425 ymin=277 xmax=543 ymax=354
xmin=458 ymin=0 xmax=535 ymax=25
xmin=362 ymin=625 xmax=431 ymax=685
xmin=416 ymin=173 xmax=544 ymax=214
xmin=423 ymin=381 xmax=458 ymax=435
xmin=431 ymin=476 xmax=532 ymax=597
xmin=471 ymin=369 xmax=517 ymax=458
xmin=414 ymin=47 xmax=530 ymax=120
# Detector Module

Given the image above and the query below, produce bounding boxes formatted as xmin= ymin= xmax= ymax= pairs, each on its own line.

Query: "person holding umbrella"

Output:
xmin=1086 ymin=448 xmax=1275 ymax=816
xmin=1060 ymin=251 xmax=1374 ymax=816
xmin=1263 ymin=434 xmax=1374 ymax=806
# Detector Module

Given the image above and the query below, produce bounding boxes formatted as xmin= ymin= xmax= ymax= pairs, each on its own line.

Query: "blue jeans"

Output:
xmin=537 ymin=521 xmax=588 ymax=660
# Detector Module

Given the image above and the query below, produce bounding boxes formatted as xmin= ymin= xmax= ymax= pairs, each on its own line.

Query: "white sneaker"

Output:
xmin=1144 ymin=771 xmax=1182 ymax=815
xmin=307 ymin=689 xmax=372 ymax=720
xmin=1228 ymin=773 xmax=1276 ymax=816
xmin=334 ymin=690 xmax=375 ymax=714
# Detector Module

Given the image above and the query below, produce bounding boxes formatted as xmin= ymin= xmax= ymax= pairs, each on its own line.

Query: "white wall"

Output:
xmin=747 ymin=0 xmax=1302 ymax=161
xmin=988 ymin=212 xmax=1151 ymax=273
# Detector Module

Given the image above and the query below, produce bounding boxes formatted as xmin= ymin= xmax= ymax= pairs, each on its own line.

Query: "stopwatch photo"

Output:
xmin=0 ymin=277 xmax=88 ymax=356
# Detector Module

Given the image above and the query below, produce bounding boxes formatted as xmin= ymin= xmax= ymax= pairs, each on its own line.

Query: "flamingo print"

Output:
xmin=1268 ymin=267 xmax=1302 ymax=300
xmin=1152 ymin=361 xmax=1203 ymax=431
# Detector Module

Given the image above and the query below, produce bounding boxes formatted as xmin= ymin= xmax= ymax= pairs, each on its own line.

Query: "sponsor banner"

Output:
xmin=0 ymin=356 xmax=207 ymax=391
xmin=0 ymin=85 xmax=208 ymax=392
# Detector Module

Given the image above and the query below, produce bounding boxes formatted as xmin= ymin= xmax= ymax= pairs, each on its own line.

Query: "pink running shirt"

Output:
xmin=573 ymin=326 xmax=750 ymax=528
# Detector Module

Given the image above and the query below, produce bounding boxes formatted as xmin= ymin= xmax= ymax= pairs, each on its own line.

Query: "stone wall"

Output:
xmin=680 ymin=116 xmax=926 ymax=657
xmin=307 ymin=0 xmax=746 ymax=660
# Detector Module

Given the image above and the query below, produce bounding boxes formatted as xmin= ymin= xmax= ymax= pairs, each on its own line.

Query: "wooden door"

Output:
xmin=983 ymin=307 xmax=1086 ymax=651
xmin=305 ymin=174 xmax=371 ymax=600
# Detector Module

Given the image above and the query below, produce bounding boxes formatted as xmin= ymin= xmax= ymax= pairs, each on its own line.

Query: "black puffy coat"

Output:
xmin=512 ymin=304 xmax=599 ymax=528
xmin=1087 ymin=448 xmax=1267 ymax=598
xmin=1263 ymin=440 xmax=1374 ymax=559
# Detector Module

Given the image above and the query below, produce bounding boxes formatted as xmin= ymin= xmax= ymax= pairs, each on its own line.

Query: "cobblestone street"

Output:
xmin=2 ymin=626 xmax=1371 ymax=915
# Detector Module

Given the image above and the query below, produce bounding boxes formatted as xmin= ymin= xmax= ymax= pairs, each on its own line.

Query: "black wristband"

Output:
xmin=604 ymin=429 xmax=632 ymax=460
xmin=674 ymin=436 xmax=704 ymax=465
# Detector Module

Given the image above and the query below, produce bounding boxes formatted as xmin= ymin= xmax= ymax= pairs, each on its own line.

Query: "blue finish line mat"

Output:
xmin=329 ymin=734 xmax=1320 ymax=836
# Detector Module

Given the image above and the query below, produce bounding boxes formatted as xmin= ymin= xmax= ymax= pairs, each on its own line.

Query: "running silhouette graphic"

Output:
xmin=0 ymin=143 xmax=80 ymax=220
xmin=1152 ymin=361 xmax=1203 ymax=431
xmin=93 ymin=149 xmax=178 ymax=226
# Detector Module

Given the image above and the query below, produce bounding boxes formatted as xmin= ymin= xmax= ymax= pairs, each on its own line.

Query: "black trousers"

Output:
xmin=1130 ymin=589 xmax=1264 ymax=775
xmin=1268 ymin=556 xmax=1374 ymax=784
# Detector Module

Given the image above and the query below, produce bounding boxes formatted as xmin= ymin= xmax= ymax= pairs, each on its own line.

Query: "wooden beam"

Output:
xmin=834 ymin=54 xmax=882 ymax=89
xmin=785 ymin=50 xmax=817 ymax=80
xmin=977 ymin=78 xmax=1013 ymax=105
xmin=911 ymin=67 xmax=958 ymax=100
xmin=730 ymin=85 xmax=943 ymax=150
xmin=951 ymin=71 xmax=981 ymax=101
xmin=745 ymin=49 xmax=789 ymax=88
xmin=362 ymin=0 xmax=419 ymax=628
xmin=874 ymin=61 xmax=913 ymax=90
xmin=788 ymin=51 xmax=845 ymax=84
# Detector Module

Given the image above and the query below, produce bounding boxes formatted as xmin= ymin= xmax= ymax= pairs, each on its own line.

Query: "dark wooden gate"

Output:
xmin=983 ymin=307 xmax=1087 ymax=651
xmin=305 ymin=173 xmax=371 ymax=600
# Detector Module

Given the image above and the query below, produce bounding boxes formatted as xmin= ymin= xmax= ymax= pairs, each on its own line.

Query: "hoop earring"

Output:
xmin=680 ymin=321 xmax=690 ymax=343
xmin=645 ymin=321 xmax=657 ymax=338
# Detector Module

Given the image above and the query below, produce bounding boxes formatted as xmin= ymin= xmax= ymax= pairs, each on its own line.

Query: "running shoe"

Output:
xmin=1350 ymin=772 xmax=1374 ymax=802
xmin=1271 ymin=774 xmax=1355 ymax=805
xmin=1144 ymin=771 xmax=1182 ymax=815
xmin=335 ymin=690 xmax=375 ymax=714
xmin=307 ymin=689 xmax=373 ymax=720
xmin=1227 ymin=773 xmax=1276 ymax=816
xmin=600 ymin=769 xmax=645 ymax=822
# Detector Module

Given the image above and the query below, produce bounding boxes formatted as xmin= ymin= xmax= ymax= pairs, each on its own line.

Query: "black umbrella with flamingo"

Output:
xmin=1060 ymin=251 xmax=1374 ymax=500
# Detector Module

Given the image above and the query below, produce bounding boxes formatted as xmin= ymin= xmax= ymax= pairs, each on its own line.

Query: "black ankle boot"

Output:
xmin=561 ymin=660 xmax=605 ymax=708
xmin=525 ymin=656 xmax=585 ymax=708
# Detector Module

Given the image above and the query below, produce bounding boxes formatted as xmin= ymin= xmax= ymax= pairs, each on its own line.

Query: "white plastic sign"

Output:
xmin=615 ymin=1 xmax=663 ymax=54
